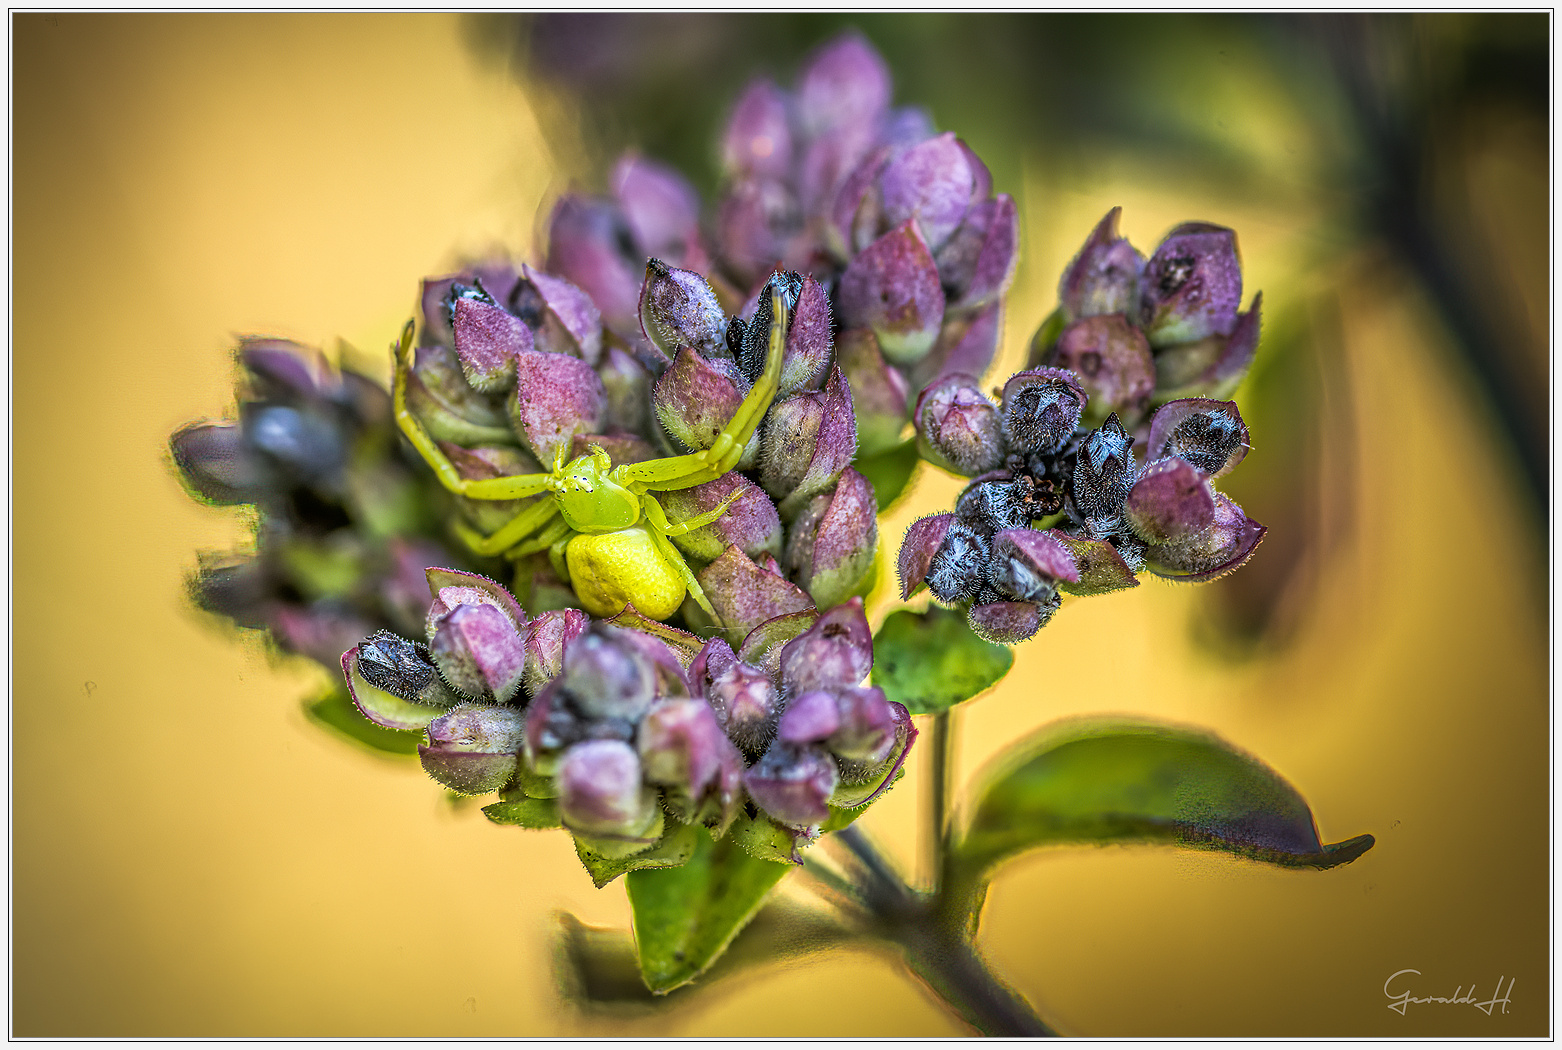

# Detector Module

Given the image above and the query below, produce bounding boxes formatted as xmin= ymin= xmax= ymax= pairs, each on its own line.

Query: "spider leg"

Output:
xmin=504 ymin=516 xmax=574 ymax=561
xmin=640 ymin=489 xmax=744 ymax=538
xmin=391 ymin=321 xmax=557 ymax=501
xmin=638 ymin=502 xmax=719 ymax=622
xmin=452 ymin=497 xmax=561 ymax=557
xmin=617 ymin=286 xmax=789 ymax=492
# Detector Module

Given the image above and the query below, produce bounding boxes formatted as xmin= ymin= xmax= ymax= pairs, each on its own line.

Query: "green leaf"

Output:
xmin=575 ymin=821 xmax=699 ymax=889
xmin=855 ymin=439 xmax=922 ymax=513
xmin=301 ymin=686 xmax=420 ymax=757
xmin=872 ymin=606 xmax=1014 ymax=714
xmin=955 ymin=717 xmax=1375 ymax=879
xmin=482 ymin=796 xmax=562 ymax=829
xmin=626 ymin=831 xmax=792 ymax=994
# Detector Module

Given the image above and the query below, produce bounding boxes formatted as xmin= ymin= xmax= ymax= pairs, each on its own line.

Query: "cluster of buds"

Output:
xmin=899 ymin=211 xmax=1266 ymax=644
xmin=343 ymin=567 xmax=914 ymax=866
xmin=169 ymin=340 xmax=475 ymax=667
xmin=715 ymin=32 xmax=1020 ymax=458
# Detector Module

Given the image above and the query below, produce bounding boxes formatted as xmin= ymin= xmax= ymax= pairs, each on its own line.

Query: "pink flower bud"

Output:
xmin=1058 ymin=207 xmax=1146 ymax=321
xmin=968 ymin=599 xmax=1053 ymax=645
xmin=936 ymin=194 xmax=1019 ymax=313
xmin=715 ymin=179 xmax=797 ymax=290
xmin=1047 ymin=314 xmax=1156 ymax=429
xmin=761 ymin=368 xmax=858 ymax=518
xmin=419 ymin=703 xmax=525 ymax=796
xmin=659 ymin=471 xmax=782 ymax=564
xmin=1124 ymin=457 xmax=1217 ymax=546
xmin=448 ymin=283 xmax=533 ymax=393
xmin=797 ymin=32 xmax=891 ymax=139
xmin=831 ymin=146 xmax=890 ymax=256
xmin=1144 ymin=493 xmax=1266 ymax=583
xmin=507 ymin=348 xmax=607 ymax=467
xmin=785 ymin=467 xmax=879 ymax=610
xmin=638 ymin=260 xmax=728 ymax=360
xmin=612 ymin=154 xmax=702 ymax=264
xmin=879 ymin=132 xmax=974 ymax=253
xmin=558 ymin=739 xmax=660 ymax=839
xmin=779 ymin=597 xmax=873 ymax=694
xmin=637 ymin=697 xmax=743 ymax=829
xmin=514 ymin=264 xmax=605 ymax=365
xmin=706 ymin=659 xmax=781 ymax=760
xmin=836 ymin=328 xmax=911 ymax=458
xmin=744 ymin=743 xmax=838 ymax=827
xmin=424 ymin=567 xmax=529 ymax=640
xmin=777 ymin=689 xmax=840 ymax=744
xmin=827 ymin=684 xmax=900 ymax=764
xmin=558 ymin=626 xmax=658 ymax=722
xmin=915 ymin=373 xmax=1004 ymax=476
xmin=696 ymin=545 xmax=815 ymax=642
xmin=778 ymin=274 xmax=834 ymax=398
xmin=428 ymin=602 xmax=528 ymax=703
xmin=838 ymin=220 xmax=946 ymax=365
xmin=722 ymin=78 xmax=794 ymax=180
xmin=1138 ymin=222 xmax=1243 ymax=348
xmin=898 ymin=513 xmax=955 ymax=600
xmin=653 ymin=347 xmax=753 ymax=460
xmin=523 ymin=608 xmax=590 ymax=699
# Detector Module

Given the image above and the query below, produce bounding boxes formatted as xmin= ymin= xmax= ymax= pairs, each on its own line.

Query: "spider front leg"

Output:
xmin=389 ymin=320 xmax=557 ymax=501
xmin=452 ymin=495 xmax=562 ymax=558
xmin=639 ymin=495 xmax=723 ymax=621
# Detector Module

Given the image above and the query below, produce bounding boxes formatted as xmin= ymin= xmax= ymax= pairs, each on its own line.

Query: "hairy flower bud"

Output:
xmin=447 ymin=281 xmax=532 ymax=393
xmin=558 ymin=739 xmax=662 ymax=842
xmin=654 ymin=347 xmax=752 ymax=457
xmin=989 ymin=528 xmax=1079 ymax=604
xmin=660 ymin=471 xmax=783 ymax=565
xmin=826 ymin=685 xmax=900 ymax=765
xmin=420 ymin=702 xmax=525 ymax=795
xmin=837 ymin=220 xmax=946 ymax=365
xmin=1138 ymin=222 xmax=1243 ymax=348
xmin=761 ymin=368 xmax=858 ymax=518
xmin=1071 ymin=414 xmax=1138 ymax=533
xmin=428 ymin=602 xmax=527 ymax=703
xmin=638 ymin=697 xmax=743 ymax=830
xmin=968 ymin=596 xmax=1057 ymax=645
xmin=779 ymin=597 xmax=873 ymax=693
xmin=784 ymin=467 xmax=878 ymax=610
xmin=1124 ymin=456 xmax=1217 ymax=546
xmin=926 ymin=519 xmax=992 ymax=605
xmin=558 ymin=626 xmax=656 ymax=723
xmin=778 ymin=274 xmax=835 ymax=398
xmin=898 ymin=513 xmax=954 ymax=600
xmin=1046 ymin=315 xmax=1156 ymax=429
xmin=1059 ymin=207 xmax=1146 ymax=321
xmin=915 ymin=373 xmax=1004 ymax=477
xmin=745 ymin=743 xmax=839 ymax=827
xmin=706 ymin=659 xmax=782 ymax=760
xmin=697 ymin=545 xmax=816 ymax=642
xmin=879 ymin=131 xmax=974 ymax=253
xmin=639 ymin=259 xmax=728 ymax=360
xmin=1143 ymin=493 xmax=1266 ymax=583
xmin=523 ymin=608 xmax=590 ymax=699
xmin=507 ymin=348 xmax=607 ymax=467
xmin=513 ymin=265 xmax=606 ymax=366
xmin=1146 ymin=399 xmax=1250 ymax=478
xmin=543 ymin=197 xmax=643 ymax=336
xmin=999 ymin=368 xmax=1086 ymax=457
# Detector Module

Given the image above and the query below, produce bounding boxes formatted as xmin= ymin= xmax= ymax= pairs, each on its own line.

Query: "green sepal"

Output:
xmin=728 ymin=810 xmax=808 ymax=866
xmin=574 ymin=820 xmax=699 ymax=889
xmin=482 ymin=796 xmax=562 ymax=829
xmin=626 ymin=830 xmax=792 ymax=994
xmin=301 ymin=686 xmax=420 ymax=758
xmin=871 ymin=606 xmax=1013 ymax=714
xmin=854 ymin=439 xmax=922 ymax=513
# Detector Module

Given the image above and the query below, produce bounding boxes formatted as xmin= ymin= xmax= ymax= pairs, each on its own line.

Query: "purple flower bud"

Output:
xmin=343 ymin=633 xmax=460 ymax=730
xmin=778 ymin=275 xmax=834 ymax=398
xmin=428 ymin=602 xmax=528 ymax=703
xmin=1144 ymin=494 xmax=1266 ymax=583
xmin=777 ymin=689 xmax=840 ymax=744
xmin=419 ymin=703 xmax=525 ymax=795
xmin=170 ymin=421 xmax=264 ymax=504
xmin=1046 ymin=315 xmax=1156 ymax=429
xmin=513 ymin=265 xmax=605 ymax=366
xmin=239 ymin=338 xmax=328 ymax=401
xmin=915 ymin=373 xmax=1004 ymax=476
xmin=558 ymin=739 xmax=661 ymax=840
xmin=1000 ymin=367 xmax=1087 ymax=456
xmin=957 ymin=139 xmax=994 ymax=203
xmin=714 ymin=179 xmax=797 ymax=290
xmin=654 ymin=347 xmax=752 ymax=459
xmin=968 ymin=598 xmax=1055 ymax=645
xmin=836 ymin=327 xmax=911 ymax=458
xmin=990 ymin=528 xmax=1079 ymax=604
xmin=446 ymin=282 xmax=533 ymax=393
xmin=723 ymin=78 xmax=794 ymax=180
xmin=838 ymin=220 xmax=946 ymax=365
xmin=637 ymin=697 xmax=743 ymax=829
xmin=827 ymin=685 xmax=900 ymax=765
xmin=879 ymin=132 xmax=974 ymax=253
xmin=612 ymin=154 xmax=702 ymax=263
xmin=559 ymin=625 xmax=657 ymax=723
xmin=1138 ymin=222 xmax=1243 ymax=348
xmin=936 ymin=194 xmax=1019 ymax=313
xmin=508 ymin=348 xmax=607 ymax=467
xmin=638 ymin=260 xmax=727 ymax=360
xmin=833 ymin=701 xmax=918 ymax=808
xmin=1071 ymin=414 xmax=1138 ymax=533
xmin=736 ymin=609 xmax=820 ymax=679
xmin=785 ymin=467 xmax=879 ymax=610
xmin=831 ymin=146 xmax=890 ymax=256
xmin=660 ymin=470 xmax=782 ymax=564
xmin=779 ymin=597 xmax=873 ymax=694
xmin=745 ymin=743 xmax=839 ymax=827
xmin=1059 ymin=207 xmax=1146 ymax=321
xmin=689 ymin=637 xmax=738 ymax=698
xmin=523 ymin=608 xmax=590 ymax=699
xmin=898 ymin=513 xmax=955 ymax=600
xmin=1124 ymin=456 xmax=1217 ymax=546
xmin=596 ymin=347 xmax=654 ymax=438
xmin=926 ymin=519 xmax=992 ymax=605
xmin=424 ymin=567 xmax=529 ymax=637
xmin=420 ymin=273 xmax=462 ymax=348
xmin=697 ymin=545 xmax=816 ymax=642
xmin=544 ymin=196 xmax=642 ymax=335
xmin=1151 ymin=293 xmax=1262 ymax=400
xmin=761 ymin=368 xmax=859 ymax=518
xmin=403 ymin=343 xmax=515 ymax=447
xmin=706 ymin=659 xmax=781 ymax=760
xmin=910 ymin=303 xmax=1004 ymax=396
xmin=797 ymin=32 xmax=891 ymax=139
xmin=1047 ymin=530 xmax=1142 ymax=596
xmin=1146 ymin=399 xmax=1250 ymax=478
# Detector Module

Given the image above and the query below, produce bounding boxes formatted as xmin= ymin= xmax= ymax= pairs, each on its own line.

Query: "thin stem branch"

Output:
xmin=925 ymin=709 xmax=956 ymax=892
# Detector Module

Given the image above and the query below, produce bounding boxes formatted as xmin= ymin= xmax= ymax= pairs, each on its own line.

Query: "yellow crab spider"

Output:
xmin=392 ymin=274 xmax=795 ymax=624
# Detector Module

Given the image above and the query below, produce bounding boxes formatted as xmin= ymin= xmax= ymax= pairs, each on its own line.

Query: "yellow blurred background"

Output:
xmin=12 ymin=13 xmax=1547 ymax=1037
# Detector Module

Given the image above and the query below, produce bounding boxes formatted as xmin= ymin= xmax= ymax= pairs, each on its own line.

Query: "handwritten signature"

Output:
xmin=1383 ymin=969 xmax=1514 ymax=1016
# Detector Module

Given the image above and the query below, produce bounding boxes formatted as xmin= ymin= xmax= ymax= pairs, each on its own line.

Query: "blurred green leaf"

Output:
xmin=626 ymin=830 xmax=792 ymax=994
xmin=955 ymin=718 xmax=1375 ymax=879
xmin=576 ymin=821 xmax=700 ymax=889
xmin=855 ymin=440 xmax=921 ymax=513
xmin=872 ymin=606 xmax=1014 ymax=714
xmin=482 ymin=796 xmax=562 ymax=829
xmin=302 ymin=686 xmax=420 ymax=757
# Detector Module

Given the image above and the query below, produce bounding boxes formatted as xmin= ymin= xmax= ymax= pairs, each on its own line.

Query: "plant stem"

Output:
xmin=926 ymin=708 xmax=956 ymax=891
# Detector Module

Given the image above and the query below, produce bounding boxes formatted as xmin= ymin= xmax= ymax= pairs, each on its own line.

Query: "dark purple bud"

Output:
xmin=1001 ymin=367 xmax=1087 ymax=456
xmin=1146 ymin=399 xmax=1249 ymax=478
xmin=990 ymin=528 xmax=1079 ymax=604
xmin=638 ymin=697 xmax=743 ymax=822
xmin=544 ymin=196 xmax=642 ymax=335
xmin=1071 ymin=414 xmax=1138 ymax=532
xmin=1152 ymin=293 xmax=1262 ymax=400
xmin=523 ymin=608 xmax=591 ymax=699
xmin=403 ymin=343 xmax=515 ymax=447
xmin=639 ymin=260 xmax=727 ymax=360
xmin=784 ymin=467 xmax=879 ymax=610
xmin=558 ymin=739 xmax=661 ymax=840
xmin=419 ymin=703 xmax=525 ymax=795
xmin=761 ymin=368 xmax=859 ymax=519
xmin=838 ymin=221 xmax=946 ymax=365
xmin=797 ymin=32 xmax=891 ymax=139
xmin=1124 ymin=457 xmax=1217 ymax=546
xmin=1138 ymin=222 xmax=1243 ymax=348
xmin=778 ymin=275 xmax=834 ymax=399
xmin=777 ymin=690 xmax=840 ymax=745
xmin=879 ymin=132 xmax=974 ymax=253
xmin=240 ymin=403 xmax=344 ymax=483
xmin=1144 ymin=494 xmax=1266 ymax=583
xmin=898 ymin=513 xmax=955 ymax=600
xmin=697 ymin=545 xmax=816 ymax=642
xmin=654 ymin=347 xmax=751 ymax=458
xmin=706 ymin=660 xmax=782 ymax=760
xmin=955 ymin=476 xmax=1055 ymax=531
xmin=170 ymin=421 xmax=263 ymax=504
xmin=926 ymin=519 xmax=992 ymax=605
xmin=733 ymin=270 xmax=804 ymax=384
xmin=722 ymin=78 xmax=793 ymax=180
xmin=968 ymin=597 xmax=1056 ymax=645
xmin=508 ymin=348 xmax=607 ymax=467
xmin=1059 ymin=207 xmax=1146 ymax=321
xmin=515 ymin=264 xmax=605 ymax=365
xmin=836 ymin=327 xmax=911 ymax=458
xmin=779 ymin=597 xmax=873 ymax=694
xmin=827 ymin=685 xmax=900 ymax=765
xmin=660 ymin=470 xmax=782 ymax=564
xmin=1047 ymin=530 xmax=1141 ymax=596
xmin=612 ymin=154 xmax=701 ymax=263
xmin=744 ymin=743 xmax=839 ymax=827
xmin=915 ymin=373 xmax=1004 ymax=477
xmin=1046 ymin=315 xmax=1156 ymax=429
xmin=447 ymin=282 xmax=533 ymax=393
xmin=428 ymin=602 xmax=527 ymax=703
xmin=936 ymin=194 xmax=1019 ymax=313
xmin=688 ymin=637 xmax=738 ymax=698
xmin=559 ymin=625 xmax=657 ymax=723
xmin=239 ymin=338 xmax=328 ymax=400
